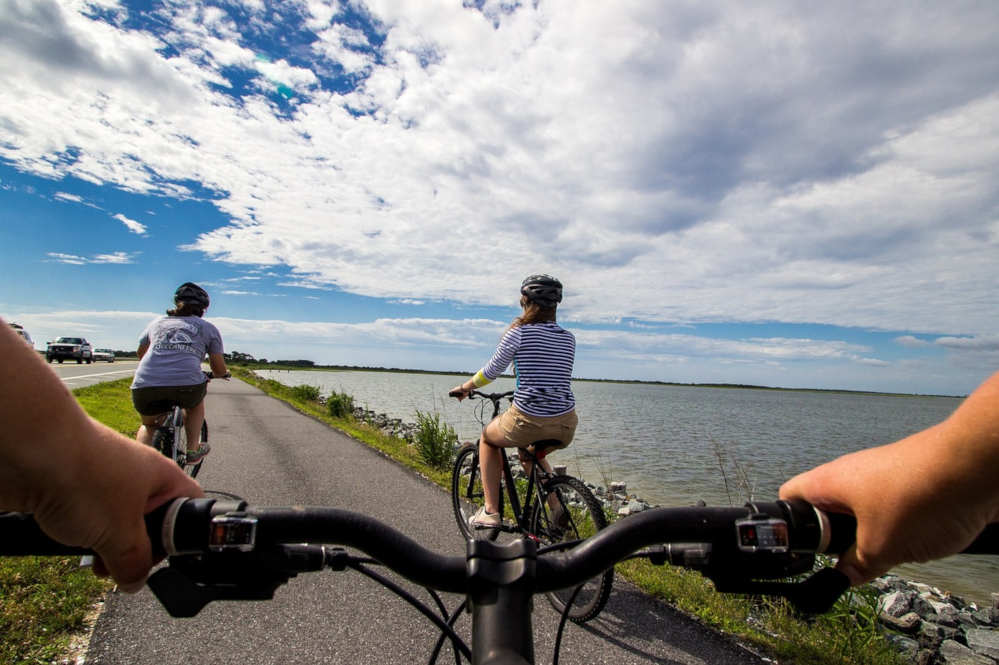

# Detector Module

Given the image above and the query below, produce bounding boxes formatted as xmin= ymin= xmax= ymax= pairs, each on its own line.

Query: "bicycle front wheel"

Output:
xmin=451 ymin=444 xmax=501 ymax=541
xmin=531 ymin=475 xmax=613 ymax=623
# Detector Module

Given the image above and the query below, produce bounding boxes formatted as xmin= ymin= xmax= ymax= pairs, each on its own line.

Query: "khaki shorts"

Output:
xmin=497 ymin=403 xmax=578 ymax=451
xmin=132 ymin=383 xmax=207 ymax=416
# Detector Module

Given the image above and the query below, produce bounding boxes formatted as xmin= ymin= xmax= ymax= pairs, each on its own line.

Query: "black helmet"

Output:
xmin=174 ymin=282 xmax=210 ymax=308
xmin=520 ymin=274 xmax=562 ymax=308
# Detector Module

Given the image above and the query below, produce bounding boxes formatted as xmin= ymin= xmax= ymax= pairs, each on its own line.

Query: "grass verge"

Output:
xmin=1 ymin=379 xmax=132 ymax=665
xmin=233 ymin=367 xmax=905 ymax=665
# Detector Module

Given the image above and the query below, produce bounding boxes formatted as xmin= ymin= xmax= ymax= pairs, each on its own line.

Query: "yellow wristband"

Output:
xmin=472 ymin=370 xmax=491 ymax=388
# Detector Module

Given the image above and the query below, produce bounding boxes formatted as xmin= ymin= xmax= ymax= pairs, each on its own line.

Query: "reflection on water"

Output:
xmin=256 ymin=369 xmax=996 ymax=605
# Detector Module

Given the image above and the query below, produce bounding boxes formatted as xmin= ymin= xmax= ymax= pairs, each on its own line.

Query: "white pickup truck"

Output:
xmin=46 ymin=337 xmax=93 ymax=364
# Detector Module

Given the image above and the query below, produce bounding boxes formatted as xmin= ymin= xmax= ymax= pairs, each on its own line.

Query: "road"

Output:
xmin=49 ymin=359 xmax=139 ymax=389
xmin=84 ymin=377 xmax=764 ymax=664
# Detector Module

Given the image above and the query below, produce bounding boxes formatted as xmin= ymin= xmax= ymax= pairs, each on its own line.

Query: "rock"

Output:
xmin=939 ymin=639 xmax=996 ymax=665
xmin=919 ymin=622 xmax=945 ymax=650
xmin=609 ymin=481 xmax=627 ymax=493
xmin=617 ymin=500 xmax=647 ymax=517
xmin=915 ymin=649 xmax=936 ymax=665
xmin=913 ymin=594 xmax=939 ymax=620
xmin=966 ymin=628 xmax=999 ymax=661
xmin=881 ymin=590 xmax=914 ymax=617
xmin=881 ymin=611 xmax=922 ymax=634
xmin=930 ymin=600 xmax=961 ymax=628
xmin=885 ymin=634 xmax=919 ymax=659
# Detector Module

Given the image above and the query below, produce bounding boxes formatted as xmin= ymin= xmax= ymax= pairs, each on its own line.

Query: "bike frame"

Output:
xmin=461 ymin=392 xmax=561 ymax=536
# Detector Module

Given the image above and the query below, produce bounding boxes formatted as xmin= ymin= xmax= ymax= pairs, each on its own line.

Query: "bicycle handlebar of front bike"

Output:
xmin=3 ymin=497 xmax=998 ymax=665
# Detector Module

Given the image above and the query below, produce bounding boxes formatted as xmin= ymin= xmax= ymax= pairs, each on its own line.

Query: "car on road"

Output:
xmin=46 ymin=337 xmax=93 ymax=364
xmin=9 ymin=322 xmax=34 ymax=348
xmin=92 ymin=348 xmax=115 ymax=362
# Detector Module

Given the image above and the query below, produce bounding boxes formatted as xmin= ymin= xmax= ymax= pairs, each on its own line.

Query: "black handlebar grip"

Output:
xmin=0 ymin=512 xmax=89 ymax=555
xmin=823 ymin=512 xmax=857 ymax=555
xmin=816 ymin=513 xmax=999 ymax=556
xmin=963 ymin=523 xmax=999 ymax=554
xmin=0 ymin=502 xmax=176 ymax=557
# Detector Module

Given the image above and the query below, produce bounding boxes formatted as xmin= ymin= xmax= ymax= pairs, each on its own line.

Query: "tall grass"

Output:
xmin=413 ymin=409 xmax=458 ymax=471
xmin=290 ymin=383 xmax=321 ymax=402
xmin=327 ymin=390 xmax=355 ymax=418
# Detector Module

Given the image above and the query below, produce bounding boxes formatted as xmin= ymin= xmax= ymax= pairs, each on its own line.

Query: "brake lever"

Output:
xmin=708 ymin=567 xmax=851 ymax=615
xmin=148 ymin=545 xmax=329 ymax=617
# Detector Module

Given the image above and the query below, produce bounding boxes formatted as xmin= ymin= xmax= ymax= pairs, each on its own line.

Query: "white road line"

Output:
xmin=60 ymin=369 xmax=136 ymax=381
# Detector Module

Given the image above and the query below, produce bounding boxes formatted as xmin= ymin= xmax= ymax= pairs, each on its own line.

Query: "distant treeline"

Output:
xmin=221 ymin=350 xmax=963 ymax=399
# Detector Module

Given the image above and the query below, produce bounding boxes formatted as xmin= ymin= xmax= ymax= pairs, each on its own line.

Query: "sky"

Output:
xmin=2 ymin=0 xmax=998 ymax=396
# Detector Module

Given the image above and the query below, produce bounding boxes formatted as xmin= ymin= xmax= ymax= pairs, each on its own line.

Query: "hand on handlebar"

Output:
xmin=449 ymin=384 xmax=471 ymax=401
xmin=781 ymin=369 xmax=999 ymax=586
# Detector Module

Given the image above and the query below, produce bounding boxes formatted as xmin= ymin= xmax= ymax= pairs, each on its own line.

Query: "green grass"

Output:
xmin=0 ymin=379 xmax=133 ymax=664
xmin=234 ymin=367 xmax=906 ymax=665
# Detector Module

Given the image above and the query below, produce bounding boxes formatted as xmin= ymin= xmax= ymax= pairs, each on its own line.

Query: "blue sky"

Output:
xmin=2 ymin=0 xmax=998 ymax=396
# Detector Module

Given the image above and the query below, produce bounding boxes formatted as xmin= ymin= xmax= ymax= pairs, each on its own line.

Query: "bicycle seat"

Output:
xmin=525 ymin=439 xmax=562 ymax=460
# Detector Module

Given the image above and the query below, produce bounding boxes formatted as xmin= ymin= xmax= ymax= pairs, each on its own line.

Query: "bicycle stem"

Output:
xmin=467 ymin=537 xmax=537 ymax=665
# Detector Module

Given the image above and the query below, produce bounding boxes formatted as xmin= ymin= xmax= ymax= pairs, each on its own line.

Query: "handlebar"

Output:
xmin=448 ymin=389 xmax=514 ymax=400
xmin=3 ymin=501 xmax=996 ymax=664
xmin=4 ymin=498 xmax=997 ymax=602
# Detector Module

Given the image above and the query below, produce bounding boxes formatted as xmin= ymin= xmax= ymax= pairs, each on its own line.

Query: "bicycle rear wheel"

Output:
xmin=531 ymin=474 xmax=613 ymax=623
xmin=451 ymin=444 xmax=502 ymax=541
xmin=172 ymin=408 xmax=187 ymax=468
xmin=151 ymin=427 xmax=173 ymax=459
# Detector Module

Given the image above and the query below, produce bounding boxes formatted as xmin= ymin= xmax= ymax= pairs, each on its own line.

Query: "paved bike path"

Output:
xmin=86 ymin=377 xmax=763 ymax=664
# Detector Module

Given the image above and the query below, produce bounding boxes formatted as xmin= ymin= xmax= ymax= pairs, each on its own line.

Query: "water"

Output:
xmin=257 ymin=368 xmax=998 ymax=606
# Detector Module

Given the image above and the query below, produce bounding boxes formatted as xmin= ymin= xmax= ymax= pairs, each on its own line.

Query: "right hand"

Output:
xmin=780 ymin=428 xmax=999 ymax=585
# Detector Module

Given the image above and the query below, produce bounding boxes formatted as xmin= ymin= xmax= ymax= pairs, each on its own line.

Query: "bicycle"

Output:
xmin=149 ymin=371 xmax=229 ymax=478
xmin=449 ymin=390 xmax=613 ymax=624
xmin=5 ymin=498 xmax=997 ymax=665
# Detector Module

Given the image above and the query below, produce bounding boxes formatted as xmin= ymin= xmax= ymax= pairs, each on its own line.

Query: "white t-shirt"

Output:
xmin=131 ymin=315 xmax=224 ymax=388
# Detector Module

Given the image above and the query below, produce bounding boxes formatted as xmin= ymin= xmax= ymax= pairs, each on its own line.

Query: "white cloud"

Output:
xmin=896 ymin=335 xmax=930 ymax=348
xmin=2 ymin=1 xmax=998 ymax=343
xmin=113 ymin=212 xmax=147 ymax=235
xmin=45 ymin=250 xmax=136 ymax=265
xmin=46 ymin=252 xmax=88 ymax=265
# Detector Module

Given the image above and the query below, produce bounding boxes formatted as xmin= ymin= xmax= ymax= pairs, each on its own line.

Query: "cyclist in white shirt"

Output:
xmin=131 ymin=283 xmax=227 ymax=464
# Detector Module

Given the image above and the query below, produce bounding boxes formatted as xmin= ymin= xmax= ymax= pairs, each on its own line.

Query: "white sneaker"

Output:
xmin=468 ymin=506 xmax=501 ymax=529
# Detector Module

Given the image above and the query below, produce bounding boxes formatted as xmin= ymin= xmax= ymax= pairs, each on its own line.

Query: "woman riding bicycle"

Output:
xmin=450 ymin=274 xmax=578 ymax=529
xmin=131 ymin=282 xmax=228 ymax=464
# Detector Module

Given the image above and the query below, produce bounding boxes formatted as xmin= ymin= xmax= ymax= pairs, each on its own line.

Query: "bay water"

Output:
xmin=256 ymin=368 xmax=997 ymax=605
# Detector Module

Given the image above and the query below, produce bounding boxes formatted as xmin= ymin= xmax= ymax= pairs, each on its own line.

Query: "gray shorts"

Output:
xmin=131 ymin=383 xmax=207 ymax=415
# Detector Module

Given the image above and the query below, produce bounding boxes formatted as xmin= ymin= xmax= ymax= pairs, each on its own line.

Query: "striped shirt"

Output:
xmin=479 ymin=322 xmax=575 ymax=417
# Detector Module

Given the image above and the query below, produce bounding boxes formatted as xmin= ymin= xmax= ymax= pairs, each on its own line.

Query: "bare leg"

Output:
xmin=136 ymin=414 xmax=160 ymax=446
xmin=184 ymin=401 xmax=205 ymax=452
xmin=479 ymin=418 xmax=516 ymax=515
